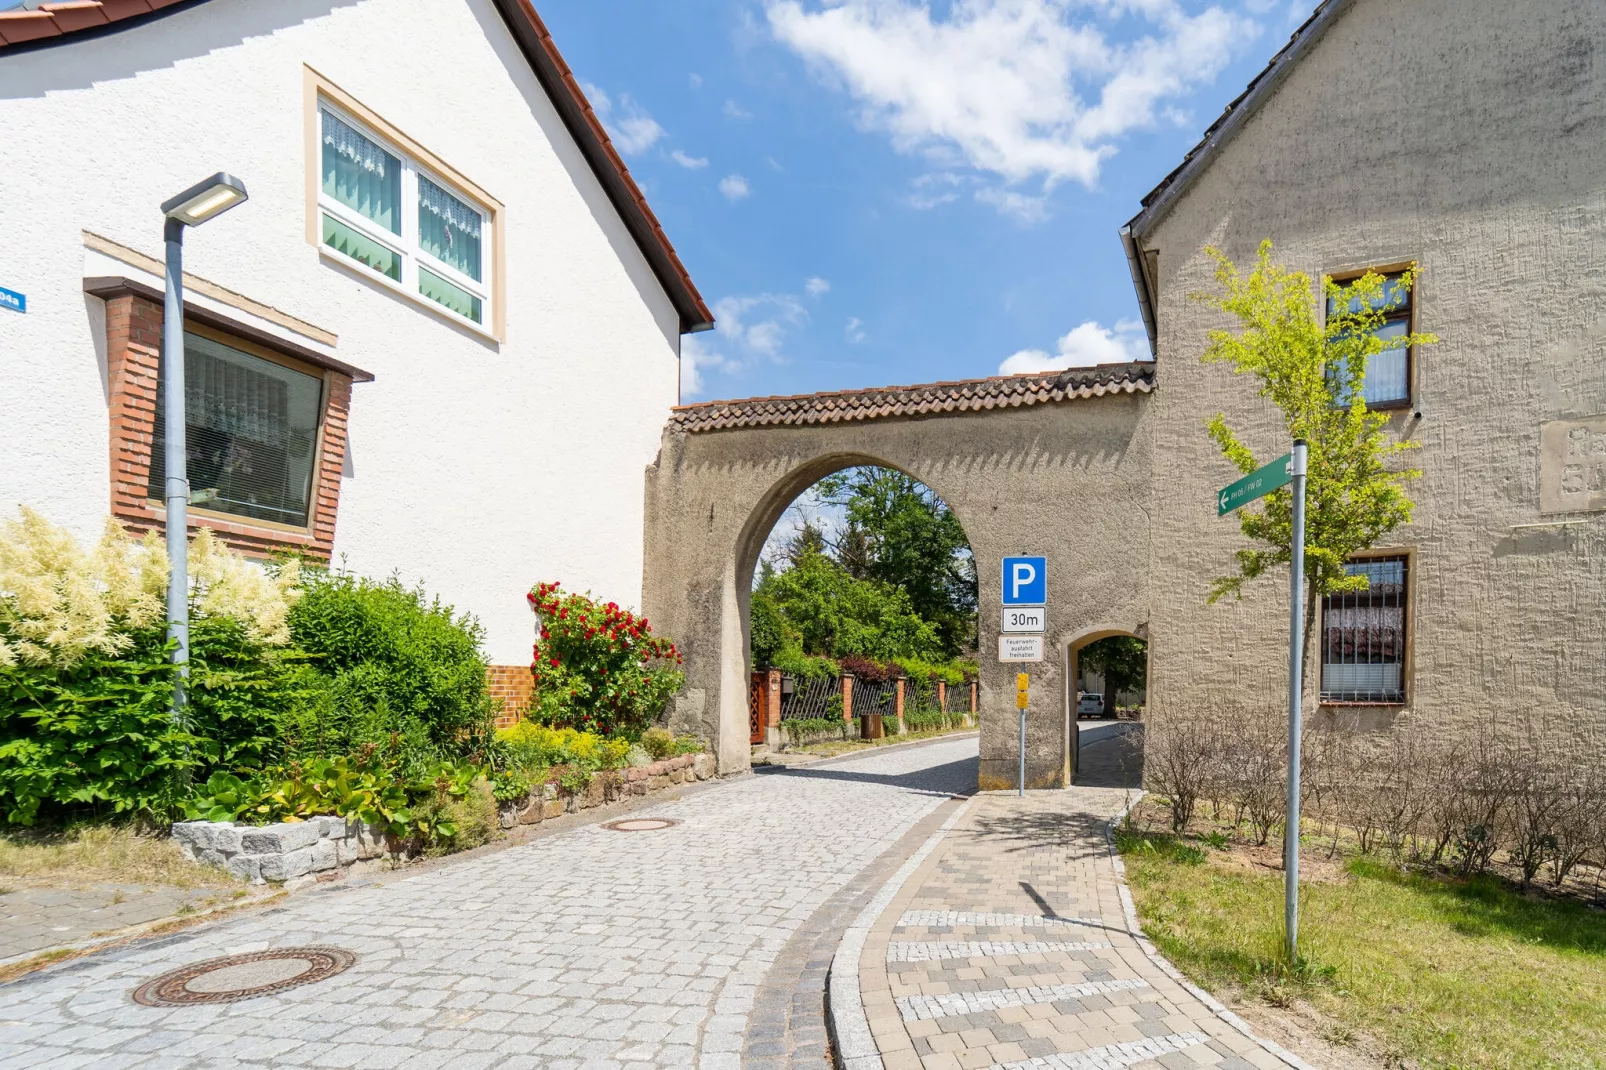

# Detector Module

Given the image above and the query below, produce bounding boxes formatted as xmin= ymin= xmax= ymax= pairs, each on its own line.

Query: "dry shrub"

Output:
xmin=1146 ymin=710 xmax=1216 ymax=832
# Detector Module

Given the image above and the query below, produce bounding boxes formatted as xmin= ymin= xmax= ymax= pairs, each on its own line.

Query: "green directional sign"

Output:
xmin=1217 ymin=453 xmax=1293 ymax=515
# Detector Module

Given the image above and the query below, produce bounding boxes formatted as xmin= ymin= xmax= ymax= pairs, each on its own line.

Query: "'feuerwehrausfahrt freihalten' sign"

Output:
xmin=997 ymin=635 xmax=1044 ymax=662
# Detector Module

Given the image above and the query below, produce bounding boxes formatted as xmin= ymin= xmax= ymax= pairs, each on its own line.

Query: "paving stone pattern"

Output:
xmin=855 ymin=782 xmax=1297 ymax=1070
xmin=0 ymin=886 xmax=254 ymax=964
xmin=0 ymin=736 xmax=978 ymax=1070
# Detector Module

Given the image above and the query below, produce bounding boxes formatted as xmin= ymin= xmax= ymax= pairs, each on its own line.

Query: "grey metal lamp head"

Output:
xmin=161 ymin=172 xmax=249 ymax=227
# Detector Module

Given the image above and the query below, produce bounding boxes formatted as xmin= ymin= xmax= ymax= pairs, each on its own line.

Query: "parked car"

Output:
xmin=1076 ymin=692 xmax=1106 ymax=718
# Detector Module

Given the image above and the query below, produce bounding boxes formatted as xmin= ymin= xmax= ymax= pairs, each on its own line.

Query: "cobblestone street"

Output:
xmin=0 ymin=737 xmax=977 ymax=1070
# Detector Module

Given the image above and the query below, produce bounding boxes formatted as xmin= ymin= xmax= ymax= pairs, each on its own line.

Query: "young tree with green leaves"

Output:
xmin=1196 ymin=240 xmax=1436 ymax=657
xmin=815 ymin=467 xmax=978 ymax=658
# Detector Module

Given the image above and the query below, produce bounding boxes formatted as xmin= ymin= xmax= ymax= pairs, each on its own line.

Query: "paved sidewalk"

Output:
xmin=851 ymin=756 xmax=1300 ymax=1069
xmin=0 ymin=736 xmax=977 ymax=1070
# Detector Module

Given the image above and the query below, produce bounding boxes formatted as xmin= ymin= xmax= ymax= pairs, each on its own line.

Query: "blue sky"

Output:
xmin=542 ymin=0 xmax=1314 ymax=402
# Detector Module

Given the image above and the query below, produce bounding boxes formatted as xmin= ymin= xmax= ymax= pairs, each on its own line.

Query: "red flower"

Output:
xmin=549 ymin=657 xmax=560 ymax=667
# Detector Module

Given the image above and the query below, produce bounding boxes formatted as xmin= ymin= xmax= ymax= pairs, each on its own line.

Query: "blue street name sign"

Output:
xmin=1001 ymin=556 xmax=1047 ymax=606
xmin=0 ymin=286 xmax=24 ymax=314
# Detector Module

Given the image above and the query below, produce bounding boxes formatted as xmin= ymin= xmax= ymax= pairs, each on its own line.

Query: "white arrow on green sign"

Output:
xmin=1217 ymin=453 xmax=1292 ymax=515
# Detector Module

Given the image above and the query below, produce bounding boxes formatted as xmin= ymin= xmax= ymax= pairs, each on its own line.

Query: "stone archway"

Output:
xmin=641 ymin=364 xmax=1157 ymax=789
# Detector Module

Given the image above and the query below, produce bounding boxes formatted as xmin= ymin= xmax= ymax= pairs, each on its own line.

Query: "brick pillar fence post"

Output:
xmin=765 ymin=668 xmax=782 ymax=748
xmin=840 ymin=674 xmax=854 ymax=725
xmin=936 ymin=680 xmax=947 ymax=722
xmin=970 ymin=679 xmax=978 ymax=725
xmin=894 ymin=677 xmax=906 ymax=735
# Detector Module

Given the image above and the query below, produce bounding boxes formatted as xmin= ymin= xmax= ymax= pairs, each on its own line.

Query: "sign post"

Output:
xmin=1283 ymin=441 xmax=1308 ymax=962
xmin=1000 ymin=557 xmax=1047 ymax=796
xmin=1016 ymin=673 xmax=1030 ymax=798
xmin=1217 ymin=443 xmax=1307 ymax=963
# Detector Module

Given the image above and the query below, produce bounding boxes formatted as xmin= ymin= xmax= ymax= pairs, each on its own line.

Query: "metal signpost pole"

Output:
xmin=1017 ymin=676 xmax=1028 ymax=797
xmin=1284 ymin=439 xmax=1309 ymax=963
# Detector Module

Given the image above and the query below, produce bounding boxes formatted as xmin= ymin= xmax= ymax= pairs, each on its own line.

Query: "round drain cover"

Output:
xmin=132 ymin=946 xmax=356 ymax=1006
xmin=603 ymin=817 xmax=680 ymax=832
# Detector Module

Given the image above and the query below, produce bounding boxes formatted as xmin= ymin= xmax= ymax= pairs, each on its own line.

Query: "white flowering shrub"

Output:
xmin=0 ymin=508 xmax=300 ymax=669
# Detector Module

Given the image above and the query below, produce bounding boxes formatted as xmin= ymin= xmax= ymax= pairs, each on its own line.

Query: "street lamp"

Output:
xmin=159 ymin=173 xmax=248 ymax=719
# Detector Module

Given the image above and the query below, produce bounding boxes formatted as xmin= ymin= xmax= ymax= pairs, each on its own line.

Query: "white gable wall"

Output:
xmin=0 ymin=0 xmax=682 ymax=664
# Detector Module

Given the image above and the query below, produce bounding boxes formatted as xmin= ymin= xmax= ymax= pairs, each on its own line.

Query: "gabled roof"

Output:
xmin=0 ymin=0 xmax=715 ymax=334
xmin=1120 ymin=0 xmax=1358 ymax=354
xmin=670 ymin=363 xmax=1155 ymax=434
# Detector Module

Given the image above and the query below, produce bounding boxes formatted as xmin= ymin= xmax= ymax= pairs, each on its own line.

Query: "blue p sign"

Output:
xmin=1001 ymin=556 xmax=1047 ymax=605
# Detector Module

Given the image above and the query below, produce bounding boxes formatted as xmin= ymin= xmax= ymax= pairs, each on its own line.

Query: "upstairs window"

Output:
xmin=318 ymin=104 xmax=489 ymax=327
xmin=1320 ymin=555 xmax=1409 ymax=704
xmin=1327 ymin=270 xmax=1414 ymax=408
xmin=148 ymin=330 xmax=326 ymax=528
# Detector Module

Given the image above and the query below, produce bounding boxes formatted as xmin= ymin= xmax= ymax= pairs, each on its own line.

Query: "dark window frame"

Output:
xmin=1325 ymin=263 xmax=1418 ymax=411
xmin=1319 ymin=551 xmax=1412 ymax=706
xmin=145 ymin=321 xmax=334 ymax=536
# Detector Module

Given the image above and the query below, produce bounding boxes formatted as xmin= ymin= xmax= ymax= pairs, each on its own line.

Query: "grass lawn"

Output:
xmin=1117 ymin=827 xmax=1606 ymax=1070
xmin=0 ymin=824 xmax=239 ymax=889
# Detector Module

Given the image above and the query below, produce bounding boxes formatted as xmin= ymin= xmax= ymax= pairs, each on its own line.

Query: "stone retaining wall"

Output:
xmin=499 ymin=753 xmax=717 ymax=827
xmin=173 ymin=753 xmax=720 ymax=885
xmin=171 ymin=814 xmax=388 ymax=885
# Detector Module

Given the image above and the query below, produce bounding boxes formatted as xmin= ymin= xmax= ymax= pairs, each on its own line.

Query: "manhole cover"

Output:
xmin=602 ymin=817 xmax=680 ymax=832
xmin=131 ymin=946 xmax=356 ymax=1006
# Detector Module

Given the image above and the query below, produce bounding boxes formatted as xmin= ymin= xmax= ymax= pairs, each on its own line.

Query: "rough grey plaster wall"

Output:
xmin=642 ymin=396 xmax=1155 ymax=786
xmin=1139 ymin=0 xmax=1606 ymax=762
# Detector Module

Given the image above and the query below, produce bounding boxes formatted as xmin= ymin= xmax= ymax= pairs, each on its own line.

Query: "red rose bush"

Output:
xmin=526 ymin=582 xmax=684 ymax=738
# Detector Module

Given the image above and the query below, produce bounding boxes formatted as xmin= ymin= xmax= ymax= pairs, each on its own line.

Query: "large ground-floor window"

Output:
xmin=1320 ymin=554 xmax=1409 ymax=703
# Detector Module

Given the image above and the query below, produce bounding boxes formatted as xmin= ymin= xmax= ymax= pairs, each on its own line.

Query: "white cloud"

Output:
xmin=805 ymin=276 xmax=831 ymax=296
xmin=583 ymin=83 xmax=666 ymax=155
xmin=724 ymin=99 xmax=752 ymax=118
xmin=998 ymin=318 xmax=1149 ymax=375
xmin=680 ymin=292 xmax=812 ymax=399
xmin=907 ymin=172 xmax=965 ymax=210
xmin=689 ymin=72 xmax=704 ymax=87
xmin=719 ymin=173 xmax=752 ymax=201
xmin=846 ymin=316 xmax=867 ymax=344
xmin=671 ymin=149 xmax=710 ymax=169
xmin=974 ymin=186 xmax=1050 ymax=223
xmin=766 ymin=0 xmax=1257 ymax=215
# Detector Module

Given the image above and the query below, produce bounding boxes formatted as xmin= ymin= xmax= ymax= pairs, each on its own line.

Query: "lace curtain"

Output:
xmin=418 ymin=175 xmax=482 ymax=281
xmin=322 ymin=109 xmax=400 ymax=234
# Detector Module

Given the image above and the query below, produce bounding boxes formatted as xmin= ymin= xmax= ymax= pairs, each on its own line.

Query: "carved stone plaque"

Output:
xmin=1540 ymin=415 xmax=1606 ymax=513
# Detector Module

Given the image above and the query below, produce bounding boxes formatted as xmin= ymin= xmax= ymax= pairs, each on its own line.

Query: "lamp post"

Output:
xmin=159 ymin=173 xmax=249 ymax=720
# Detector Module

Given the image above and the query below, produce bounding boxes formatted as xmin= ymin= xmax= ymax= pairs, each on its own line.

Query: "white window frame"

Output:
xmin=317 ymin=101 xmax=492 ymax=330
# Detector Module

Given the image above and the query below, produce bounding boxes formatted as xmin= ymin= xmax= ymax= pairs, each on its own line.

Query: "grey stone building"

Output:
xmin=1127 ymin=0 xmax=1606 ymax=769
xmin=644 ymin=0 xmax=1606 ymax=785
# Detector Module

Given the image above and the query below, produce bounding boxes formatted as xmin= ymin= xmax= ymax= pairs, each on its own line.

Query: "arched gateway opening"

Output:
xmin=640 ymin=364 xmax=1156 ymax=790
xmin=744 ymin=464 xmax=980 ymax=752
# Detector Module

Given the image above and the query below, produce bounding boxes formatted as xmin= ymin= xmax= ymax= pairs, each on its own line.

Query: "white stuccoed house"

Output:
xmin=0 ymin=0 xmax=712 ymax=703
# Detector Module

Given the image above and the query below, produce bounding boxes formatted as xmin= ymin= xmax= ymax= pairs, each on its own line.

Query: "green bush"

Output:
xmin=902 ymin=710 xmax=955 ymax=734
xmin=784 ymin=716 xmax=846 ymax=745
xmin=640 ymin=726 xmax=675 ymax=760
xmin=1 ymin=618 xmax=308 ymax=826
xmin=287 ymin=571 xmax=496 ymax=767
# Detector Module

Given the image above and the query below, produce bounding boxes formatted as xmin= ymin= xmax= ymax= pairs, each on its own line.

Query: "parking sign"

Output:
xmin=1000 ymin=556 xmax=1046 ymax=605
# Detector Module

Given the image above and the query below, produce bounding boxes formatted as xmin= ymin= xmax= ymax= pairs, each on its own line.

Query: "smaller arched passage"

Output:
xmin=1064 ymin=627 xmax=1148 ymax=786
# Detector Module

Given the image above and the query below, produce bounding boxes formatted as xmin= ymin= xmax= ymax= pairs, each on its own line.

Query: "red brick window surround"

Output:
xmin=102 ymin=290 xmax=352 ymax=561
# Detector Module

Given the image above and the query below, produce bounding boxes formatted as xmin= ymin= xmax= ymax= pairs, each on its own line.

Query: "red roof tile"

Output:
xmin=671 ymin=362 xmax=1155 ymax=433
